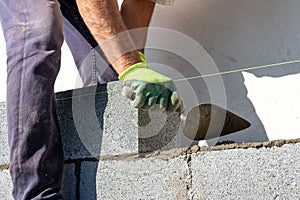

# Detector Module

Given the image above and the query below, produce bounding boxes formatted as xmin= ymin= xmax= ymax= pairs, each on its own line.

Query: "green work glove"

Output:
xmin=119 ymin=52 xmax=181 ymax=113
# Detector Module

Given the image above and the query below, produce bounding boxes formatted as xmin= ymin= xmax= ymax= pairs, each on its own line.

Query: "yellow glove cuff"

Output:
xmin=118 ymin=52 xmax=151 ymax=83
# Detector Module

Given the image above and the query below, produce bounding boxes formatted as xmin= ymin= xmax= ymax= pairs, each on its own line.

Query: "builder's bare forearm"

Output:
xmin=76 ymin=0 xmax=140 ymax=74
xmin=121 ymin=0 xmax=155 ymax=52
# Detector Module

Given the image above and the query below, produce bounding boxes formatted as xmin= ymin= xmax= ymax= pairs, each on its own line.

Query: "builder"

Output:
xmin=0 ymin=0 xmax=179 ymax=199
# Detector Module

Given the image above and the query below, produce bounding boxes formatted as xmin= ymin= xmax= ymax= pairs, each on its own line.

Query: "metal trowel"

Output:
xmin=178 ymin=103 xmax=251 ymax=140
xmin=123 ymin=86 xmax=250 ymax=141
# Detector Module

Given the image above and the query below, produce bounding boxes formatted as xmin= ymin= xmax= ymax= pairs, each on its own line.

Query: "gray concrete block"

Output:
xmin=138 ymin=110 xmax=181 ymax=153
xmin=56 ymin=82 xmax=139 ymax=160
xmin=1 ymin=81 xmax=183 ymax=162
xmin=101 ymin=82 xmax=139 ymax=156
xmin=62 ymin=164 xmax=77 ymax=200
xmin=56 ymin=81 xmax=183 ymax=160
xmin=0 ymin=102 xmax=9 ymax=166
xmin=0 ymin=168 xmax=13 ymax=200
xmin=190 ymin=143 xmax=300 ymax=199
xmin=80 ymin=156 xmax=188 ymax=200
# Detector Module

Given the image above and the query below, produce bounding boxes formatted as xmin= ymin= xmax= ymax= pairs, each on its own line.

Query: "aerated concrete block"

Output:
xmin=190 ymin=143 xmax=300 ymax=199
xmin=80 ymin=156 xmax=188 ymax=200
xmin=0 ymin=168 xmax=13 ymax=200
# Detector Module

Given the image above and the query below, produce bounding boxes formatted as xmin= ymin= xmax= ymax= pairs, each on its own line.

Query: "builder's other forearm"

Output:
xmin=121 ymin=0 xmax=155 ymax=53
xmin=76 ymin=0 xmax=140 ymax=74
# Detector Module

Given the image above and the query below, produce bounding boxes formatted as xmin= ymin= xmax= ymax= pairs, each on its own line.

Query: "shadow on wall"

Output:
xmin=147 ymin=0 xmax=300 ymax=144
xmin=56 ymin=84 xmax=108 ymax=199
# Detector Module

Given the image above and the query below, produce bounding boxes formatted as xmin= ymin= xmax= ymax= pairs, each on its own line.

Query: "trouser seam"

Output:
xmin=60 ymin=1 xmax=99 ymax=85
xmin=15 ymin=1 xmax=29 ymax=197
xmin=91 ymin=47 xmax=97 ymax=85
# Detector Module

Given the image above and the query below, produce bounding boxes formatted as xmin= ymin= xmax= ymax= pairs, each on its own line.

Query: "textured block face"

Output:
xmin=56 ymin=82 xmax=139 ymax=160
xmin=80 ymin=156 xmax=189 ymax=200
xmin=0 ymin=102 xmax=9 ymax=166
xmin=0 ymin=169 xmax=13 ymax=200
xmin=190 ymin=143 xmax=300 ymax=199
xmin=101 ymin=82 xmax=139 ymax=156
xmin=138 ymin=110 xmax=181 ymax=153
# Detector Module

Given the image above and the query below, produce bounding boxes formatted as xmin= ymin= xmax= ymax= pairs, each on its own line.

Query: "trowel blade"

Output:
xmin=182 ymin=104 xmax=251 ymax=141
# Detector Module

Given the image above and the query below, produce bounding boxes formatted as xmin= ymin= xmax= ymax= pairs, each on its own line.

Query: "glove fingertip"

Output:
xmin=171 ymin=91 xmax=180 ymax=105
xmin=131 ymin=94 xmax=147 ymax=109
xmin=122 ymin=86 xmax=136 ymax=100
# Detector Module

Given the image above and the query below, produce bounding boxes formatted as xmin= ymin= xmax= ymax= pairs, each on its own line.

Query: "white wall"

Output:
xmin=1 ymin=0 xmax=300 ymax=143
xmin=147 ymin=0 xmax=300 ymax=143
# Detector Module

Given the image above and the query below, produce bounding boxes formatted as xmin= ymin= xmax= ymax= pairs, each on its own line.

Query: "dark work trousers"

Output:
xmin=0 ymin=0 xmax=118 ymax=199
